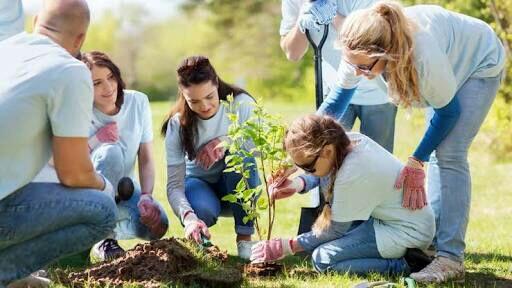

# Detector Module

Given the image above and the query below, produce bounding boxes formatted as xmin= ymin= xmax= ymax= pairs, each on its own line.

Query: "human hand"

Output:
xmin=395 ymin=157 xmax=427 ymax=210
xmin=89 ymin=122 xmax=119 ymax=150
xmin=138 ymin=194 xmax=166 ymax=237
xmin=196 ymin=137 xmax=226 ymax=170
xmin=183 ymin=212 xmax=211 ymax=244
xmin=298 ymin=0 xmax=337 ymax=33
xmin=250 ymin=238 xmax=293 ymax=263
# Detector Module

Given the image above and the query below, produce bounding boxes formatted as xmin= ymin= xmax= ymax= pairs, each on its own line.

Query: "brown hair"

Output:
xmin=81 ymin=51 xmax=126 ymax=109
xmin=284 ymin=115 xmax=352 ymax=234
xmin=340 ymin=0 xmax=420 ymax=107
xmin=161 ymin=55 xmax=251 ymax=160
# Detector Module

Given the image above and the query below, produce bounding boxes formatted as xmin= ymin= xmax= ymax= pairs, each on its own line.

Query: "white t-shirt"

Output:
xmin=165 ymin=93 xmax=255 ymax=183
xmin=0 ymin=32 xmax=93 ymax=200
xmin=0 ymin=0 xmax=24 ymax=41
xmin=331 ymin=133 xmax=435 ymax=258
xmin=336 ymin=5 xmax=506 ymax=108
xmin=33 ymin=90 xmax=153 ymax=182
xmin=279 ymin=0 xmax=389 ymax=105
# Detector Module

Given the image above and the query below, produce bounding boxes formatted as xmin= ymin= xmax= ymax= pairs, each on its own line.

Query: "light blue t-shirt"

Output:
xmin=279 ymin=0 xmax=389 ymax=105
xmin=332 ymin=133 xmax=435 ymax=258
xmin=337 ymin=5 xmax=506 ymax=108
xmin=0 ymin=0 xmax=24 ymax=41
xmin=92 ymin=90 xmax=153 ymax=178
xmin=0 ymin=32 xmax=93 ymax=200
xmin=165 ymin=93 xmax=255 ymax=183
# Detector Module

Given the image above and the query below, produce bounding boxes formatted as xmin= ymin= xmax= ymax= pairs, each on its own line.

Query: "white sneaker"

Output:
xmin=410 ymin=256 xmax=465 ymax=284
xmin=7 ymin=275 xmax=51 ymax=288
xmin=237 ymin=240 xmax=258 ymax=261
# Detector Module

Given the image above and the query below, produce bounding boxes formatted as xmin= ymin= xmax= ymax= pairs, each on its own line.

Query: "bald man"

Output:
xmin=0 ymin=1 xmax=117 ymax=287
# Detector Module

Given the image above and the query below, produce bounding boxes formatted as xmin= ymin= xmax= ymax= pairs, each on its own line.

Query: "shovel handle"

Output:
xmin=305 ymin=25 xmax=329 ymax=109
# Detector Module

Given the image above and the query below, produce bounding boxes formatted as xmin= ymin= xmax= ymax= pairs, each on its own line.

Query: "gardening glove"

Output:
xmin=395 ymin=157 xmax=427 ymax=210
xmin=298 ymin=0 xmax=337 ymax=33
xmin=196 ymin=137 xmax=226 ymax=170
xmin=138 ymin=194 xmax=166 ymax=237
xmin=88 ymin=122 xmax=119 ymax=151
xmin=250 ymin=238 xmax=294 ymax=263
xmin=183 ymin=212 xmax=211 ymax=244
xmin=269 ymin=177 xmax=305 ymax=201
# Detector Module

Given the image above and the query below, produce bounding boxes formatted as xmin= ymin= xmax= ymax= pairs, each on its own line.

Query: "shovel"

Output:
xmin=297 ymin=24 xmax=329 ymax=236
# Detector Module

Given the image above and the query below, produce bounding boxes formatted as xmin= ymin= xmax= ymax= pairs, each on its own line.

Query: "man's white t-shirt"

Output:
xmin=0 ymin=32 xmax=93 ymax=200
xmin=0 ymin=0 xmax=24 ymax=41
xmin=280 ymin=0 xmax=389 ymax=105
xmin=331 ymin=133 xmax=435 ymax=258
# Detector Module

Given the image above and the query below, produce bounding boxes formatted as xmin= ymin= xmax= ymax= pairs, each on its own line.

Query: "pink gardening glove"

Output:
xmin=250 ymin=239 xmax=294 ymax=263
xmin=138 ymin=194 xmax=166 ymax=237
xmin=196 ymin=137 xmax=226 ymax=170
xmin=183 ymin=212 xmax=211 ymax=244
xmin=89 ymin=122 xmax=119 ymax=150
xmin=395 ymin=157 xmax=427 ymax=210
xmin=269 ymin=177 xmax=305 ymax=201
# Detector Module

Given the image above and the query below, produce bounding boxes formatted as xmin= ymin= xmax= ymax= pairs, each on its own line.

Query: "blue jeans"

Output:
xmin=92 ymin=144 xmax=169 ymax=240
xmin=0 ymin=183 xmax=117 ymax=286
xmin=184 ymin=156 xmax=260 ymax=236
xmin=340 ymin=103 xmax=397 ymax=153
xmin=426 ymin=74 xmax=503 ymax=262
xmin=308 ymin=219 xmax=409 ymax=275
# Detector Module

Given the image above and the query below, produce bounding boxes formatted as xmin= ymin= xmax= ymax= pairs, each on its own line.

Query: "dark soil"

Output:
xmin=54 ymin=238 xmax=241 ymax=288
xmin=243 ymin=262 xmax=284 ymax=277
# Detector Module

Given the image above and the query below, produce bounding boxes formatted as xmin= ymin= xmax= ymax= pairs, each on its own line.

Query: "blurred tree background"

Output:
xmin=80 ymin=0 xmax=511 ymax=159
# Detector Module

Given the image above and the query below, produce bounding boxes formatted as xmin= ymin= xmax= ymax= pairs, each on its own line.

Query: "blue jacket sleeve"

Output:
xmin=316 ymin=86 xmax=356 ymax=121
xmin=413 ymin=95 xmax=461 ymax=161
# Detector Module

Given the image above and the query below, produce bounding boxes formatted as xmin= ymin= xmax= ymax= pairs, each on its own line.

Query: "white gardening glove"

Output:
xmin=183 ymin=212 xmax=211 ymax=244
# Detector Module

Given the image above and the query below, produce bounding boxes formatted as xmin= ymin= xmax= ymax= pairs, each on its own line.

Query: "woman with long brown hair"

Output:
xmin=315 ymin=1 xmax=505 ymax=283
xmin=162 ymin=55 xmax=260 ymax=260
xmin=250 ymin=114 xmax=435 ymax=276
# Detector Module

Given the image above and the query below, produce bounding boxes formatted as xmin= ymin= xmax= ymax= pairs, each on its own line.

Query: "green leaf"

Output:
xmin=221 ymin=194 xmax=238 ymax=203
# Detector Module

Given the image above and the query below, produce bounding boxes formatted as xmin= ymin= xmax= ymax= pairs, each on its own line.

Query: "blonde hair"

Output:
xmin=339 ymin=0 xmax=420 ymax=107
xmin=284 ymin=115 xmax=351 ymax=235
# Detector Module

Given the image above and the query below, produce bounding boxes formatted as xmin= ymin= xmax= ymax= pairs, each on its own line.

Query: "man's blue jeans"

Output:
xmin=426 ymin=73 xmax=503 ymax=262
xmin=340 ymin=103 xmax=397 ymax=153
xmin=92 ymin=144 xmax=169 ymax=240
xmin=184 ymin=156 xmax=260 ymax=236
xmin=0 ymin=183 xmax=117 ymax=286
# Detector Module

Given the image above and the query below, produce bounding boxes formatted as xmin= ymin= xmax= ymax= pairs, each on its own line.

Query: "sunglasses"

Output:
xmin=344 ymin=58 xmax=379 ymax=74
xmin=295 ymin=153 xmax=321 ymax=174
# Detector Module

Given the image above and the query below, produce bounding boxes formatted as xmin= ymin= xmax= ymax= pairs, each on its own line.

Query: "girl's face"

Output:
xmin=91 ymin=65 xmax=118 ymax=113
xmin=181 ymin=80 xmax=220 ymax=120
xmin=343 ymin=48 xmax=387 ymax=80
xmin=290 ymin=144 xmax=335 ymax=177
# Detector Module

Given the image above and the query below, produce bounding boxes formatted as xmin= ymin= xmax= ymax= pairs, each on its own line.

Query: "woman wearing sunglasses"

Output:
xmin=316 ymin=1 xmax=505 ymax=283
xmin=162 ymin=56 xmax=260 ymax=260
xmin=250 ymin=114 xmax=435 ymax=276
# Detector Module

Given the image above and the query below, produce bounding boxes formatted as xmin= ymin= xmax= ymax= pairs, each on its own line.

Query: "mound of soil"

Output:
xmin=56 ymin=238 xmax=241 ymax=288
xmin=243 ymin=262 xmax=284 ymax=277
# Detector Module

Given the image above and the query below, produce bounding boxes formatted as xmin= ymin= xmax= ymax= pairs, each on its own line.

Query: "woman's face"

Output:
xmin=289 ymin=144 xmax=335 ymax=178
xmin=343 ymin=48 xmax=387 ymax=80
xmin=181 ymin=80 xmax=220 ymax=120
xmin=91 ymin=65 xmax=118 ymax=113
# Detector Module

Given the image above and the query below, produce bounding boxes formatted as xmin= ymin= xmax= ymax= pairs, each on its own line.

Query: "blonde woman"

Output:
xmin=250 ymin=115 xmax=435 ymax=276
xmin=316 ymin=1 xmax=506 ymax=283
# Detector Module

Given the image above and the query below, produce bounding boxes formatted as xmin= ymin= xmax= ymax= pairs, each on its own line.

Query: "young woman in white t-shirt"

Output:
xmin=250 ymin=114 xmax=435 ymax=276
xmin=162 ymin=56 xmax=260 ymax=260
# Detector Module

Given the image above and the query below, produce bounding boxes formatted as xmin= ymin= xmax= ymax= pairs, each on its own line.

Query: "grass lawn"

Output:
xmin=52 ymin=100 xmax=512 ymax=287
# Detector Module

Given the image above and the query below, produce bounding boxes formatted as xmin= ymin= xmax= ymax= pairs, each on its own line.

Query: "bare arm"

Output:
xmin=52 ymin=136 xmax=105 ymax=189
xmin=280 ymin=26 xmax=309 ymax=62
xmin=138 ymin=142 xmax=155 ymax=195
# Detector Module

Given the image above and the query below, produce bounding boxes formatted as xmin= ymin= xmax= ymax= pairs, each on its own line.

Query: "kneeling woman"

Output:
xmin=162 ymin=56 xmax=260 ymax=259
xmin=251 ymin=114 xmax=435 ymax=275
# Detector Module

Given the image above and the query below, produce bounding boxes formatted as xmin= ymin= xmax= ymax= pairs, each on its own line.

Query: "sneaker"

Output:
xmin=410 ymin=256 xmax=465 ymax=283
xmin=7 ymin=275 xmax=51 ymax=288
xmin=237 ymin=240 xmax=258 ymax=261
xmin=91 ymin=238 xmax=125 ymax=262
xmin=404 ymin=248 xmax=434 ymax=273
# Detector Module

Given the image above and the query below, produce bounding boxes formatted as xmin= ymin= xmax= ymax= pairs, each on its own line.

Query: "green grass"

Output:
xmin=53 ymin=101 xmax=512 ymax=287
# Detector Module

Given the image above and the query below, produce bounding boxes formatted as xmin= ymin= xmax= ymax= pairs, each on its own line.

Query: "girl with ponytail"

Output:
xmin=317 ymin=1 xmax=505 ymax=283
xmin=250 ymin=114 xmax=435 ymax=276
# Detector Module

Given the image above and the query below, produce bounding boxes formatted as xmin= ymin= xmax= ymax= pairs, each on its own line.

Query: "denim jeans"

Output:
xmin=92 ymin=144 xmax=169 ymax=240
xmin=184 ymin=156 xmax=260 ymax=235
xmin=340 ymin=103 xmax=397 ymax=153
xmin=426 ymin=73 xmax=503 ymax=262
xmin=308 ymin=219 xmax=409 ymax=275
xmin=0 ymin=183 xmax=117 ymax=287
